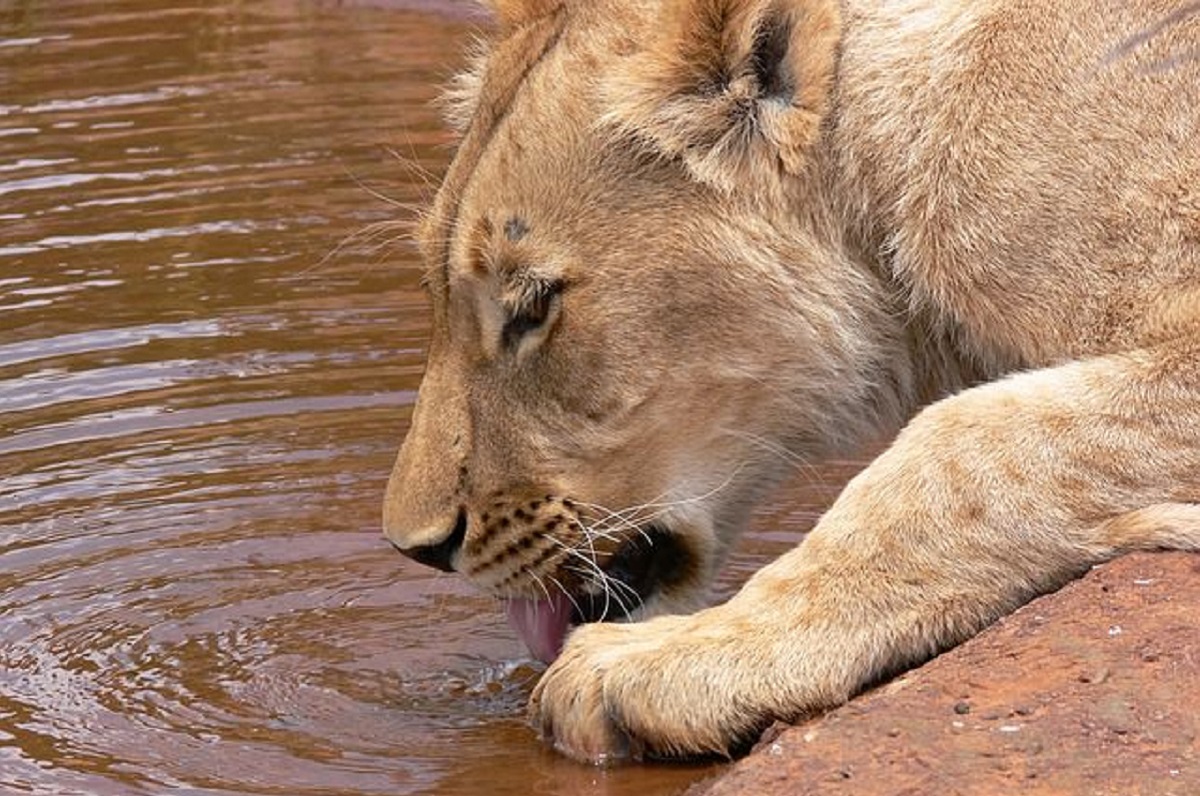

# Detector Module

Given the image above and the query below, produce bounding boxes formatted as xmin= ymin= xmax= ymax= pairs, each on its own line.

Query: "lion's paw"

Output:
xmin=529 ymin=613 xmax=761 ymax=763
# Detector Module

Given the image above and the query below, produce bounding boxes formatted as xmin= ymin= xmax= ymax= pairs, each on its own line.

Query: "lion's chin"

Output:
xmin=505 ymin=525 xmax=693 ymax=663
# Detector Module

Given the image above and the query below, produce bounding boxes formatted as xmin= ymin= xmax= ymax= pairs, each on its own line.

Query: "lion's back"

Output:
xmin=836 ymin=0 xmax=1200 ymax=366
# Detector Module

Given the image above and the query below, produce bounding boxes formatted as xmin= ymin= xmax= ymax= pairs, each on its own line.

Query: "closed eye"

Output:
xmin=502 ymin=278 xmax=563 ymax=350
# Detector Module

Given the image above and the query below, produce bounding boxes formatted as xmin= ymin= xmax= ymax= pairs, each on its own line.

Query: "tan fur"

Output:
xmin=384 ymin=0 xmax=1200 ymax=762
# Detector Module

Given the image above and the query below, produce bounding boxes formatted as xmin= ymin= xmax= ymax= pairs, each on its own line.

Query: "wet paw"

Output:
xmin=529 ymin=614 xmax=753 ymax=763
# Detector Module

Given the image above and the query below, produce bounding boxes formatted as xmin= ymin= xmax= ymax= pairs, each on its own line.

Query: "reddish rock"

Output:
xmin=693 ymin=552 xmax=1200 ymax=796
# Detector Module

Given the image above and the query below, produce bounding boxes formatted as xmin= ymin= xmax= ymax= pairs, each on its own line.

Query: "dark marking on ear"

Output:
xmin=752 ymin=17 xmax=794 ymax=100
xmin=603 ymin=0 xmax=841 ymax=187
xmin=504 ymin=217 xmax=530 ymax=241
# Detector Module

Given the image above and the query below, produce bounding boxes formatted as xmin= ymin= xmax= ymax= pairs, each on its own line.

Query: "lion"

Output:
xmin=382 ymin=0 xmax=1200 ymax=763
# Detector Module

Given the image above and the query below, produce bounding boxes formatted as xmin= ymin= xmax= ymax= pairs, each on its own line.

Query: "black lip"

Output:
xmin=569 ymin=524 xmax=690 ymax=625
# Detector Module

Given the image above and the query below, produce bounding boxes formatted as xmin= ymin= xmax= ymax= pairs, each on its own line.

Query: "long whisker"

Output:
xmin=383 ymin=141 xmax=441 ymax=200
xmin=720 ymin=428 xmax=826 ymax=487
xmin=526 ymin=570 xmax=553 ymax=604
xmin=578 ymin=463 xmax=748 ymax=538
xmin=545 ymin=572 xmax=585 ymax=620
xmin=551 ymin=531 xmax=639 ymax=620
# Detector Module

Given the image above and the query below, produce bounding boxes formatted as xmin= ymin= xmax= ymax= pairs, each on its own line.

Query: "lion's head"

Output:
xmin=383 ymin=0 xmax=913 ymax=662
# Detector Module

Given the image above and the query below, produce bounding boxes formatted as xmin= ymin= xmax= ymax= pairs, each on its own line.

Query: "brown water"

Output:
xmin=0 ymin=3 xmax=867 ymax=794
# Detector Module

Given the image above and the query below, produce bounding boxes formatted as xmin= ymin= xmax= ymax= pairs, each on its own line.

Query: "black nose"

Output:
xmin=393 ymin=510 xmax=466 ymax=573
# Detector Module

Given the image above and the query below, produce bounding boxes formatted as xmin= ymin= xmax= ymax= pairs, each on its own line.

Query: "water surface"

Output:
xmin=0 ymin=3 xmax=866 ymax=793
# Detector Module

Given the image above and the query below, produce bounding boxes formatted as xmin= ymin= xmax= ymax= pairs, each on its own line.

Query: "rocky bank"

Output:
xmin=693 ymin=552 xmax=1200 ymax=796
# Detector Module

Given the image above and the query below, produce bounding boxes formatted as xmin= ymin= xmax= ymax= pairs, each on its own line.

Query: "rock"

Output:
xmin=691 ymin=552 xmax=1200 ymax=796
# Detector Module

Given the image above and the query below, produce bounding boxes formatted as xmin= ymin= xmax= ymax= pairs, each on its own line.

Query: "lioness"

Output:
xmin=383 ymin=0 xmax=1200 ymax=763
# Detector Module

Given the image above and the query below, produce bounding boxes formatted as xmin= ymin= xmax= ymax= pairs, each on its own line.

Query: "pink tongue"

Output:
xmin=505 ymin=592 xmax=574 ymax=663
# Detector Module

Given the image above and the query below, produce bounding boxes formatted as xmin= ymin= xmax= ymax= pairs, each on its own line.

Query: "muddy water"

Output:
xmin=0 ymin=3 xmax=868 ymax=794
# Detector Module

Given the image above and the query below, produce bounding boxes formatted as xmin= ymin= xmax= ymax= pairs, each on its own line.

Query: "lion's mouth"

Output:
xmin=505 ymin=525 xmax=687 ymax=663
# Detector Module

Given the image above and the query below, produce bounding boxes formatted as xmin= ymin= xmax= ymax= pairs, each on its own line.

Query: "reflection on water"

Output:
xmin=0 ymin=2 xmax=865 ymax=794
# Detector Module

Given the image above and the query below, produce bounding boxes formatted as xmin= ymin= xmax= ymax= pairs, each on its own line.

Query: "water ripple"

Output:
xmin=0 ymin=2 xmax=726 ymax=795
xmin=0 ymin=321 xmax=225 ymax=368
xmin=0 ymin=85 xmax=210 ymax=117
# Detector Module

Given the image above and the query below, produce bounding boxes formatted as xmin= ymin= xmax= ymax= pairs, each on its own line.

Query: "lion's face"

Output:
xmin=384 ymin=0 xmax=893 ymax=660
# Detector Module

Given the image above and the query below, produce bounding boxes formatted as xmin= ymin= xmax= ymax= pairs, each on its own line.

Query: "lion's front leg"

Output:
xmin=532 ymin=340 xmax=1200 ymax=763
xmin=530 ymin=598 xmax=854 ymax=762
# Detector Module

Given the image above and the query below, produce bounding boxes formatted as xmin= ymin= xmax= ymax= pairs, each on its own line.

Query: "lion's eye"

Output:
xmin=502 ymin=279 xmax=563 ymax=350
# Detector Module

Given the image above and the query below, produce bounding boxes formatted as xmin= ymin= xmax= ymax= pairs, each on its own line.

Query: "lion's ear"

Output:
xmin=605 ymin=0 xmax=841 ymax=192
xmin=484 ymin=0 xmax=563 ymax=31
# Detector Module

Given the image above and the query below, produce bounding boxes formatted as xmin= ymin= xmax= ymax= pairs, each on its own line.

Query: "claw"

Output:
xmin=550 ymin=721 xmax=632 ymax=766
